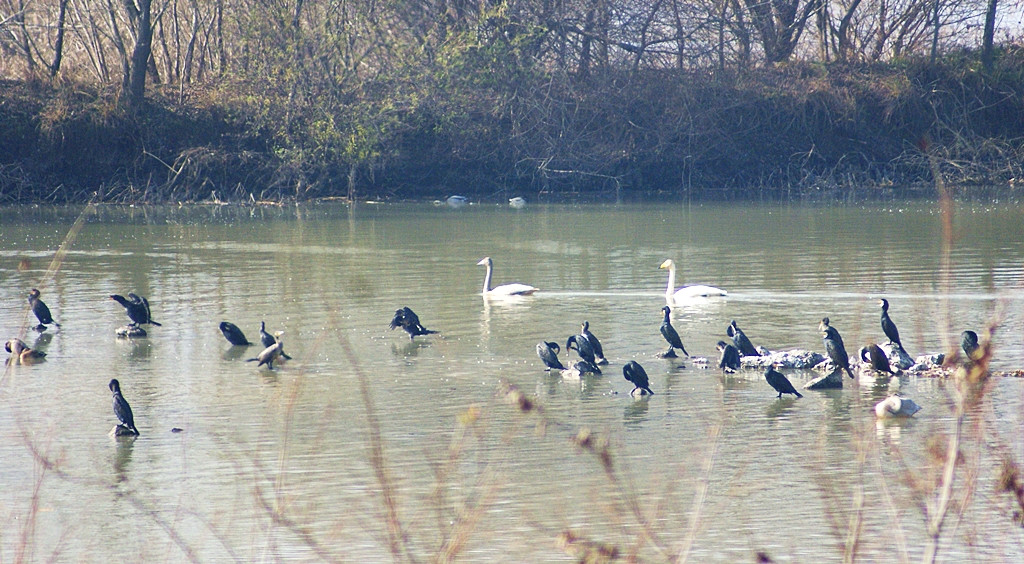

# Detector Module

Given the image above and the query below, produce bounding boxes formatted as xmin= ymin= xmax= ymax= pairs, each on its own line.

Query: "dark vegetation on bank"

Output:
xmin=2 ymin=49 xmax=1023 ymax=204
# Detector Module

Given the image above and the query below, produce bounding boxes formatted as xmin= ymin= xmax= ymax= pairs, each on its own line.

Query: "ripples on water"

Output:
xmin=0 ymin=202 xmax=1022 ymax=562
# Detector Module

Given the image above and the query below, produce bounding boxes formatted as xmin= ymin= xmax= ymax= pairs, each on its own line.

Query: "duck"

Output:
xmin=875 ymin=395 xmax=921 ymax=418
xmin=727 ymin=320 xmax=759 ymax=357
xmin=566 ymin=335 xmax=602 ymax=374
xmin=28 ymin=289 xmax=60 ymax=332
xmin=623 ymin=361 xmax=654 ymax=396
xmin=260 ymin=321 xmax=293 ymax=359
xmin=536 ymin=341 xmax=565 ymax=371
xmin=822 ymin=325 xmax=855 ymax=379
xmin=477 ymin=257 xmax=537 ymax=296
xmin=716 ymin=341 xmax=741 ymax=373
xmin=248 ymin=331 xmax=285 ymax=369
xmin=110 ymin=293 xmax=161 ymax=327
xmin=446 ymin=195 xmax=468 ymax=208
xmin=219 ymin=321 xmax=253 ymax=346
xmin=764 ymin=367 xmax=802 ymax=399
xmin=5 ymin=338 xmax=46 ymax=364
xmin=879 ymin=299 xmax=904 ymax=351
xmin=389 ymin=307 xmax=438 ymax=340
xmin=580 ymin=321 xmax=608 ymax=364
xmin=659 ymin=305 xmax=689 ymax=358
xmin=109 ymin=379 xmax=140 ymax=435
xmin=659 ymin=259 xmax=727 ymax=300
xmin=509 ymin=197 xmax=527 ymax=209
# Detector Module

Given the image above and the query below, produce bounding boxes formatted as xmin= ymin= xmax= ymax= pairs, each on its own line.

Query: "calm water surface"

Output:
xmin=1 ymin=202 xmax=1023 ymax=562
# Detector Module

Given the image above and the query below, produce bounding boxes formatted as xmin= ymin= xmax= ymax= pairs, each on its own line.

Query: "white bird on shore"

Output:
xmin=659 ymin=259 xmax=727 ymax=300
xmin=477 ymin=257 xmax=537 ymax=296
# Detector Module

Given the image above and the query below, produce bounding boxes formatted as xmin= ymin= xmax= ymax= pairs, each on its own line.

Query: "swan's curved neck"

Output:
xmin=665 ymin=264 xmax=677 ymax=296
xmin=481 ymin=263 xmax=493 ymax=294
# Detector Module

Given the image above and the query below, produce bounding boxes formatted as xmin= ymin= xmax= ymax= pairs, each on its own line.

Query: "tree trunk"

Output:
xmin=127 ymin=0 xmax=154 ymax=106
xmin=981 ymin=0 xmax=998 ymax=71
xmin=50 ymin=0 xmax=69 ymax=77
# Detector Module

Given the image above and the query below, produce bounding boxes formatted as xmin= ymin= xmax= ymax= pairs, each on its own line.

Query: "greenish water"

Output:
xmin=1 ymin=202 xmax=1023 ymax=562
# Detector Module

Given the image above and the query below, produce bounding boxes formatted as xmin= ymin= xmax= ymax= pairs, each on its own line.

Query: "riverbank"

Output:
xmin=2 ymin=50 xmax=1023 ymax=204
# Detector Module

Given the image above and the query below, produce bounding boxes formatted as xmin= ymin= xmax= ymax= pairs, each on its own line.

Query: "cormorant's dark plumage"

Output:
xmin=536 ymin=341 xmax=565 ymax=370
xmin=110 ymin=293 xmax=161 ymax=326
xmin=623 ymin=361 xmax=653 ymax=395
xmin=716 ymin=341 xmax=741 ymax=372
xmin=879 ymin=299 xmax=903 ymax=350
xmin=109 ymin=379 xmax=139 ymax=435
xmin=961 ymin=330 xmax=981 ymax=361
xmin=822 ymin=326 xmax=854 ymax=379
xmin=248 ymin=331 xmax=285 ymax=369
xmin=765 ymin=367 xmax=802 ymax=398
xmin=260 ymin=321 xmax=292 ymax=359
xmin=581 ymin=321 xmax=608 ymax=364
xmin=727 ymin=320 xmax=758 ymax=357
xmin=219 ymin=321 xmax=252 ymax=346
xmin=659 ymin=306 xmax=689 ymax=358
xmin=861 ymin=344 xmax=895 ymax=374
xmin=389 ymin=307 xmax=438 ymax=340
xmin=28 ymin=289 xmax=59 ymax=331
xmin=566 ymin=335 xmax=601 ymax=373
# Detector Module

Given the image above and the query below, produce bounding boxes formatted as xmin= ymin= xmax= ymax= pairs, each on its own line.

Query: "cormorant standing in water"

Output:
xmin=110 ymin=293 xmax=161 ymax=326
xmin=961 ymin=330 xmax=981 ymax=361
xmin=388 ymin=307 xmax=438 ymax=340
xmin=536 ymin=341 xmax=565 ymax=371
xmin=566 ymin=335 xmax=602 ymax=374
xmin=260 ymin=321 xmax=292 ymax=359
xmin=822 ymin=326 xmax=855 ymax=379
xmin=623 ymin=361 xmax=654 ymax=396
xmin=727 ymin=320 xmax=758 ymax=357
xmin=765 ymin=367 xmax=802 ymax=398
xmin=219 ymin=322 xmax=253 ymax=346
xmin=581 ymin=321 xmax=608 ymax=364
xmin=28 ymin=289 xmax=59 ymax=332
xmin=716 ymin=341 xmax=741 ymax=373
xmin=861 ymin=344 xmax=895 ymax=374
xmin=659 ymin=306 xmax=689 ymax=358
xmin=248 ymin=331 xmax=285 ymax=369
xmin=109 ymin=379 xmax=139 ymax=435
xmin=879 ymin=299 xmax=904 ymax=351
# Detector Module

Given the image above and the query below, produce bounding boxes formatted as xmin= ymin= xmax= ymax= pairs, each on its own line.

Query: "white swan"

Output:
xmin=477 ymin=257 xmax=537 ymax=296
xmin=659 ymin=259 xmax=727 ymax=300
xmin=875 ymin=395 xmax=921 ymax=418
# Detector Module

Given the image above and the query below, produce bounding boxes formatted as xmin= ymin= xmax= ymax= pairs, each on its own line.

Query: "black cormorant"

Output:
xmin=389 ymin=307 xmax=438 ymax=340
xmin=961 ymin=330 xmax=981 ymax=361
xmin=765 ymin=367 xmax=802 ymax=398
xmin=822 ymin=326 xmax=855 ymax=379
xmin=260 ymin=321 xmax=292 ymax=359
xmin=716 ymin=341 xmax=741 ymax=373
xmin=536 ymin=341 xmax=565 ymax=370
xmin=727 ymin=320 xmax=758 ymax=357
xmin=109 ymin=379 xmax=139 ymax=435
xmin=248 ymin=331 xmax=285 ymax=369
xmin=581 ymin=321 xmax=608 ymax=364
xmin=219 ymin=321 xmax=253 ymax=346
xmin=28 ymin=289 xmax=59 ymax=332
xmin=879 ymin=299 xmax=903 ymax=350
xmin=659 ymin=306 xmax=689 ymax=358
xmin=623 ymin=361 xmax=654 ymax=395
xmin=566 ymin=335 xmax=602 ymax=374
xmin=861 ymin=343 xmax=895 ymax=374
xmin=110 ymin=293 xmax=161 ymax=326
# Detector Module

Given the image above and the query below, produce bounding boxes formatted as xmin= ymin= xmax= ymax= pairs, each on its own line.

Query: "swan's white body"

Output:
xmin=875 ymin=395 xmax=921 ymax=418
xmin=446 ymin=195 xmax=468 ymax=208
xmin=659 ymin=259 xmax=727 ymax=299
xmin=509 ymin=197 xmax=526 ymax=209
xmin=477 ymin=257 xmax=537 ymax=296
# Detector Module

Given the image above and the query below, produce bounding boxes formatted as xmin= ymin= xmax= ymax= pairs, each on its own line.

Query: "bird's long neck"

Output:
xmin=481 ymin=263 xmax=493 ymax=294
xmin=665 ymin=265 xmax=677 ymax=295
xmin=663 ymin=309 xmax=671 ymax=324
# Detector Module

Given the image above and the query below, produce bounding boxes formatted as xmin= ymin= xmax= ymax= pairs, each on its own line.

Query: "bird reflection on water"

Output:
xmin=623 ymin=399 xmax=650 ymax=426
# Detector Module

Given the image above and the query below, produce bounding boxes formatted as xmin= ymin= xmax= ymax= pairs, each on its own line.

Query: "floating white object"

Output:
xmin=659 ymin=259 xmax=727 ymax=300
xmin=509 ymin=197 xmax=526 ymax=209
xmin=875 ymin=395 xmax=921 ymax=418
xmin=477 ymin=257 xmax=537 ymax=296
xmin=446 ymin=195 xmax=468 ymax=208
